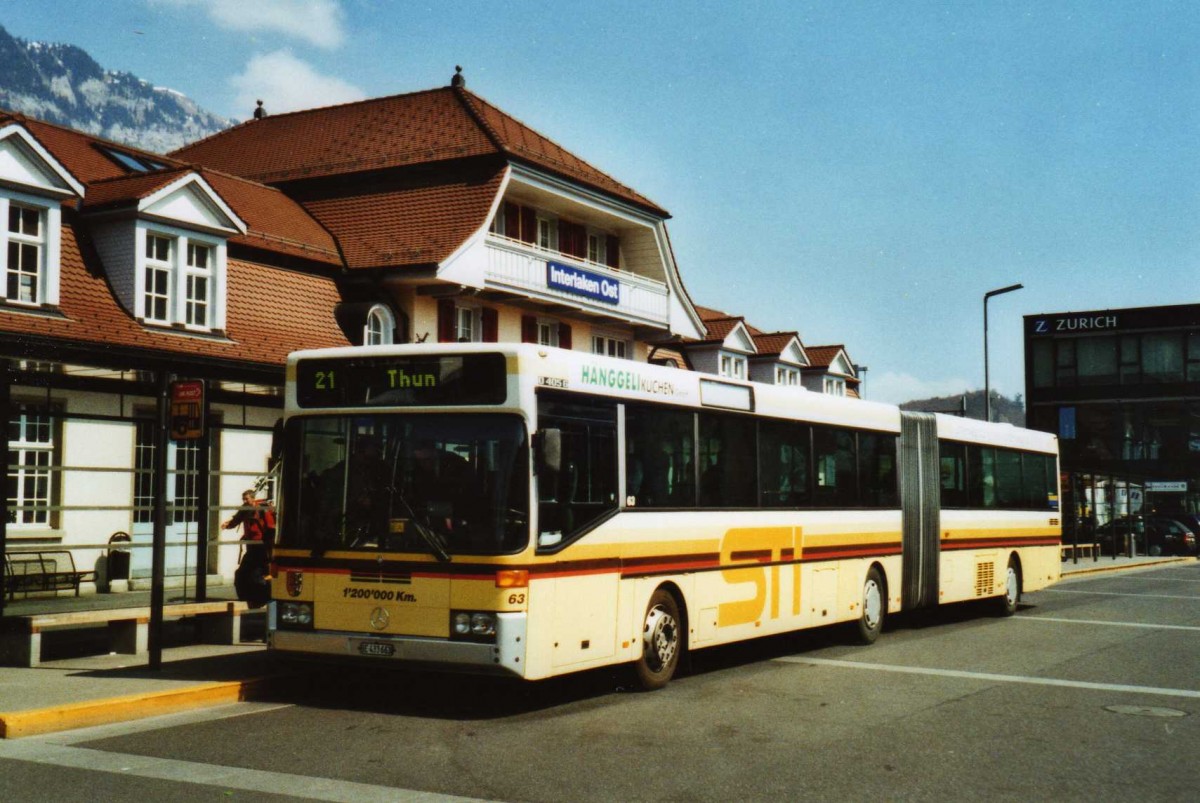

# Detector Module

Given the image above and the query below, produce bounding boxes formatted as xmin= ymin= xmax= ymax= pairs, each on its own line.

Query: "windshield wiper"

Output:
xmin=388 ymin=482 xmax=451 ymax=563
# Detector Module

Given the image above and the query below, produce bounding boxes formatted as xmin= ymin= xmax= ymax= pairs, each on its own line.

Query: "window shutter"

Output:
xmin=568 ymin=222 xmax=583 ymax=257
xmin=481 ymin=307 xmax=498 ymax=342
xmin=559 ymin=221 xmax=572 ymax=256
xmin=576 ymin=225 xmax=588 ymax=258
xmin=520 ymin=206 xmax=536 ymax=244
xmin=605 ymin=235 xmax=620 ymax=268
xmin=504 ymin=202 xmax=520 ymax=239
xmin=558 ymin=323 xmax=572 ymax=350
xmin=521 ymin=315 xmax=538 ymax=343
xmin=437 ymin=299 xmax=455 ymax=343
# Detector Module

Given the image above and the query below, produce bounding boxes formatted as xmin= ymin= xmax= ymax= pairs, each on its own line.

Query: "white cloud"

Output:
xmin=866 ymin=371 xmax=974 ymax=406
xmin=151 ymin=0 xmax=347 ymax=49
xmin=231 ymin=50 xmax=365 ymax=115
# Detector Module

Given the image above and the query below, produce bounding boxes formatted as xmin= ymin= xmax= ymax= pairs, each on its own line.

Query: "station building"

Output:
xmin=2 ymin=72 xmax=864 ymax=608
xmin=1024 ymin=303 xmax=1200 ymax=530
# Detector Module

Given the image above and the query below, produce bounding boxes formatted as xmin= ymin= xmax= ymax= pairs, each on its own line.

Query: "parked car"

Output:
xmin=1094 ymin=516 xmax=1196 ymax=557
xmin=1161 ymin=514 xmax=1200 ymax=555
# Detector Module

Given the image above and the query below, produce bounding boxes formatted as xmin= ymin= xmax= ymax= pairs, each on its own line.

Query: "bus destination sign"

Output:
xmin=295 ymin=354 xmax=507 ymax=408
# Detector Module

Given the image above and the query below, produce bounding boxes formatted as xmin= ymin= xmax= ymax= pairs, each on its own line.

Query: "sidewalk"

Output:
xmin=1 ymin=554 xmax=1195 ymax=739
xmin=1058 ymin=553 xmax=1195 ymax=577
xmin=0 ymin=584 xmax=280 ymax=739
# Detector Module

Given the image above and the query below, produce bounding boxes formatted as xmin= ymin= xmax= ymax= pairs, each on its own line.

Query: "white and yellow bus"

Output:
xmin=269 ymin=343 xmax=1061 ymax=689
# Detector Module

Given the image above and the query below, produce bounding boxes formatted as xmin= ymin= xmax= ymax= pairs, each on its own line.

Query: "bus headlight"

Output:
xmin=450 ymin=610 xmax=496 ymax=641
xmin=279 ymin=602 xmax=314 ymax=629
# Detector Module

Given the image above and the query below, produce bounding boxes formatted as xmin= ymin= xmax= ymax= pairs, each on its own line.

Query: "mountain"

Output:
xmin=0 ymin=25 xmax=231 ymax=153
xmin=899 ymin=389 xmax=1025 ymax=427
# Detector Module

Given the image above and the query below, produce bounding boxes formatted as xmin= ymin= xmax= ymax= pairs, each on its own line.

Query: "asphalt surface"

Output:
xmin=0 ymin=557 xmax=1195 ymax=801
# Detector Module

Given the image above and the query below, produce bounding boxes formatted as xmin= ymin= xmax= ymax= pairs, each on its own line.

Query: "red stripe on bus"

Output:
xmin=941 ymin=538 xmax=1060 ymax=550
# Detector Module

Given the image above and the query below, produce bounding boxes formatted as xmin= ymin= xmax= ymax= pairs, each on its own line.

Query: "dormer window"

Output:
xmin=0 ymin=124 xmax=83 ymax=310
xmin=5 ymin=203 xmax=43 ymax=304
xmin=144 ymin=235 xmax=172 ymax=322
xmin=185 ymin=243 xmax=212 ymax=327
xmin=720 ymin=353 xmax=747 ymax=380
xmin=776 ymin=366 xmax=800 ymax=386
xmin=137 ymin=227 xmax=223 ymax=332
xmin=824 ymin=377 xmax=845 ymax=396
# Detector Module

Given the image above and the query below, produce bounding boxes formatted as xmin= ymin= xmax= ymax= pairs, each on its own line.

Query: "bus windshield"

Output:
xmin=282 ymin=414 xmax=529 ymax=556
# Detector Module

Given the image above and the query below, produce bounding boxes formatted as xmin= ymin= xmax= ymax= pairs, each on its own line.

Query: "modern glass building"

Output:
xmin=1024 ymin=303 xmax=1200 ymax=543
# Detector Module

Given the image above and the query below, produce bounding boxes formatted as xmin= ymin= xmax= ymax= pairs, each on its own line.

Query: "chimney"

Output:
xmin=253 ymin=100 xmax=266 ymax=120
xmin=450 ymin=65 xmax=465 ymax=88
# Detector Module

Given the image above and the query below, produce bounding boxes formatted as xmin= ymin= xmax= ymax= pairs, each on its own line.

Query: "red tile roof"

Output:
xmin=6 ymin=110 xmax=341 ymax=267
xmin=201 ymin=170 xmax=341 ymax=266
xmin=750 ymin=332 xmax=798 ymax=358
xmin=0 ymin=216 xmax=348 ymax=369
xmin=298 ymin=159 xmax=506 ymax=269
xmin=80 ymin=169 xmax=193 ymax=211
xmin=805 ymin=345 xmax=850 ymax=371
xmin=171 ymin=86 xmax=667 ymax=216
xmin=2 ymin=110 xmax=187 ymax=186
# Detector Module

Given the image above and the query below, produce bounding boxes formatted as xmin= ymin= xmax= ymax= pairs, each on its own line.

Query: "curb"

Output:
xmin=0 ymin=676 xmax=271 ymax=739
xmin=1061 ymin=556 xmax=1194 ymax=578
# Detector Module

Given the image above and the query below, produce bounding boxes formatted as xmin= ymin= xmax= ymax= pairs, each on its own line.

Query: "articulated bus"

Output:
xmin=268 ymin=344 xmax=1060 ymax=689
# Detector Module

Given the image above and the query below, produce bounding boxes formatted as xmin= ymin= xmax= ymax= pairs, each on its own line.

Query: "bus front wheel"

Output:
xmin=634 ymin=588 xmax=682 ymax=690
xmin=856 ymin=566 xmax=886 ymax=644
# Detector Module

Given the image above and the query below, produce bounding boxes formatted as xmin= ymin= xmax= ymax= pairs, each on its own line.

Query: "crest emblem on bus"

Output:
xmin=286 ymin=571 xmax=303 ymax=597
xmin=369 ymin=606 xmax=390 ymax=630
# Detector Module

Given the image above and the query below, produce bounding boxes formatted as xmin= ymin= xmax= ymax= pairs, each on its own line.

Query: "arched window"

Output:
xmin=364 ymin=304 xmax=395 ymax=346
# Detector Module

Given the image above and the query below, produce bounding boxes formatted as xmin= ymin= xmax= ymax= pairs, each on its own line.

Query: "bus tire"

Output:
xmin=996 ymin=557 xmax=1020 ymax=617
xmin=634 ymin=588 xmax=682 ymax=691
xmin=856 ymin=566 xmax=886 ymax=644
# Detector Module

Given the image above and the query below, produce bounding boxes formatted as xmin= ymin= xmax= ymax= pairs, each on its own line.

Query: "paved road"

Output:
xmin=3 ymin=563 xmax=1198 ymax=801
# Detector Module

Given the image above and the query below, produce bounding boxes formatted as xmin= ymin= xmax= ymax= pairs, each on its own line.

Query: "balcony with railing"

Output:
xmin=484 ymin=234 xmax=668 ymax=327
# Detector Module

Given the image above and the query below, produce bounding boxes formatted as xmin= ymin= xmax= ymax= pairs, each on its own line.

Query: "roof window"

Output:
xmin=102 ymin=147 xmax=167 ymax=173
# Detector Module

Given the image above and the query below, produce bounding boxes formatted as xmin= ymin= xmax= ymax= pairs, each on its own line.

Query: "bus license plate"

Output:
xmin=358 ymin=641 xmax=395 ymax=658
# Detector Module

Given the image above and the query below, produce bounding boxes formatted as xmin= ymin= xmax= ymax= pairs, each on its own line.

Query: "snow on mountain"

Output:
xmin=0 ymin=25 xmax=232 ymax=153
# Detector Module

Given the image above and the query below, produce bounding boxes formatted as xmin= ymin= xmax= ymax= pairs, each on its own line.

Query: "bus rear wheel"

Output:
xmin=996 ymin=558 xmax=1020 ymax=617
xmin=856 ymin=566 xmax=886 ymax=644
xmin=634 ymin=588 xmax=682 ymax=690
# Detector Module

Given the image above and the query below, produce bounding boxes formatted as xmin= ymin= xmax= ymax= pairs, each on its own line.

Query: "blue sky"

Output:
xmin=4 ymin=1 xmax=1197 ymax=404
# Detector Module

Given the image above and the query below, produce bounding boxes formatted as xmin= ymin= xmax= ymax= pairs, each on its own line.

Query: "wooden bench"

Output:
xmin=4 ymin=550 xmax=95 ymax=600
xmin=1061 ymin=542 xmax=1099 ymax=560
xmin=0 ymin=600 xmax=256 ymax=667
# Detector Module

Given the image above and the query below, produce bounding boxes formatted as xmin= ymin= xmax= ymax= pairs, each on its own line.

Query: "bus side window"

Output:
xmin=759 ymin=419 xmax=811 ymax=508
xmin=860 ymin=432 xmax=898 ymax=507
xmin=625 ymin=406 xmax=695 ymax=508
xmin=968 ymin=445 xmax=996 ymax=508
xmin=698 ymin=413 xmax=756 ymax=508
xmin=813 ymin=426 xmax=857 ymax=507
xmin=939 ymin=440 xmax=967 ymax=508
xmin=994 ymin=449 xmax=1023 ymax=509
xmin=1022 ymin=452 xmax=1049 ymax=510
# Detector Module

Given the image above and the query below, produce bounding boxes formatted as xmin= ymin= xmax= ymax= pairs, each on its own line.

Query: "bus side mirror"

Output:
xmin=538 ymin=428 xmax=562 ymax=475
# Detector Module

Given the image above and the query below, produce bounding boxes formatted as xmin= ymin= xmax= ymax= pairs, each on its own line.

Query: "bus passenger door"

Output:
xmin=899 ymin=412 xmax=940 ymax=609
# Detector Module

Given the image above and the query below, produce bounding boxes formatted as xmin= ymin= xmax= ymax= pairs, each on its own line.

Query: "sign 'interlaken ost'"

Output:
xmin=547 ymin=261 xmax=621 ymax=305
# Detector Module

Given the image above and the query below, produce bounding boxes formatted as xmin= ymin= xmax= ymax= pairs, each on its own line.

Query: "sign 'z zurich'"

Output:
xmin=546 ymin=261 xmax=621 ymax=305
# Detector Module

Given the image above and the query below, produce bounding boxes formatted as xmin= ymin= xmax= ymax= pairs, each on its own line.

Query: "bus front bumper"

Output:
xmin=268 ymin=611 xmax=528 ymax=677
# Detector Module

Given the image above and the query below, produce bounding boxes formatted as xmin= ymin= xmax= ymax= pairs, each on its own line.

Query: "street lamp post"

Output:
xmin=855 ymin=365 xmax=868 ymax=398
xmin=983 ymin=283 xmax=1023 ymax=423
